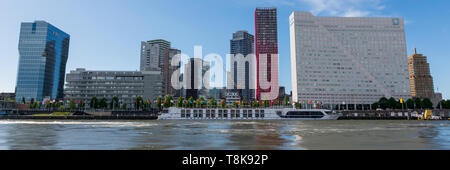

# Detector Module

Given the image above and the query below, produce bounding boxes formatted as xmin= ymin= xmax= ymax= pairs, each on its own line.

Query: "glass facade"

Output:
xmin=16 ymin=21 xmax=70 ymax=102
xmin=255 ymin=8 xmax=279 ymax=100
xmin=230 ymin=30 xmax=255 ymax=100
xmin=289 ymin=12 xmax=411 ymax=106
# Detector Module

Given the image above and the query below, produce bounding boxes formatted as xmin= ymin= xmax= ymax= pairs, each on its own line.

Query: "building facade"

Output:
xmin=290 ymin=12 xmax=411 ymax=108
xmin=16 ymin=21 xmax=70 ymax=102
xmin=255 ymin=8 xmax=279 ymax=101
xmin=140 ymin=39 xmax=179 ymax=97
xmin=166 ymin=48 xmax=181 ymax=97
xmin=64 ymin=68 xmax=162 ymax=108
xmin=229 ymin=30 xmax=255 ymax=101
xmin=408 ymin=49 xmax=442 ymax=105
xmin=182 ymin=58 xmax=211 ymax=100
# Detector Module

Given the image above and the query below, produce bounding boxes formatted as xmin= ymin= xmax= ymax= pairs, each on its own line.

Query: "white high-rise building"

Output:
xmin=289 ymin=12 xmax=411 ymax=109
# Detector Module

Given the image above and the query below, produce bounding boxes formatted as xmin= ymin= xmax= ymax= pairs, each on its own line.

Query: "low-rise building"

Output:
xmin=64 ymin=68 xmax=162 ymax=108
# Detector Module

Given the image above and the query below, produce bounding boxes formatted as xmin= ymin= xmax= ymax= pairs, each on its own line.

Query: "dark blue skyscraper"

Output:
xmin=230 ymin=30 xmax=254 ymax=101
xmin=16 ymin=21 xmax=70 ymax=102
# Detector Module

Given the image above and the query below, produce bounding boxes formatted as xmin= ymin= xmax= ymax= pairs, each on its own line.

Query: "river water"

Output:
xmin=0 ymin=120 xmax=448 ymax=150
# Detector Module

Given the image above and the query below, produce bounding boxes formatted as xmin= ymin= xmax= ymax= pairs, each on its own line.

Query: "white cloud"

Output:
xmin=299 ymin=0 xmax=386 ymax=17
xmin=241 ymin=0 xmax=387 ymax=17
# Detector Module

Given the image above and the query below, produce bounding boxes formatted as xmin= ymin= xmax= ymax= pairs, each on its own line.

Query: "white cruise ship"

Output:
xmin=158 ymin=107 xmax=340 ymax=120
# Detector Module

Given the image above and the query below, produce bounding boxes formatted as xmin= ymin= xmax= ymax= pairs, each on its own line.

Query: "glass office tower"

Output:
xmin=16 ymin=21 xmax=70 ymax=102
xmin=255 ymin=8 xmax=279 ymax=101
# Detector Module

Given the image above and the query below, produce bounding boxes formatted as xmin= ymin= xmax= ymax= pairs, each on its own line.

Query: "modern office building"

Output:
xmin=408 ymin=49 xmax=442 ymax=105
xmin=279 ymin=86 xmax=286 ymax=99
xmin=289 ymin=12 xmax=411 ymax=109
xmin=140 ymin=39 xmax=178 ymax=97
xmin=64 ymin=68 xmax=162 ymax=108
xmin=16 ymin=21 xmax=70 ymax=102
xmin=183 ymin=58 xmax=210 ymax=100
xmin=229 ymin=30 xmax=255 ymax=101
xmin=166 ymin=48 xmax=181 ymax=97
xmin=140 ymin=39 xmax=171 ymax=71
xmin=255 ymin=8 xmax=279 ymax=101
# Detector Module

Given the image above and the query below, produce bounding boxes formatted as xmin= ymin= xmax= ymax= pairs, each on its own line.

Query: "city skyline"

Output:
xmin=0 ymin=0 xmax=449 ymax=99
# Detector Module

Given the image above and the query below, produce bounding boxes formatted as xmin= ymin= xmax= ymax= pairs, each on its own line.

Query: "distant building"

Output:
xmin=229 ymin=30 xmax=255 ymax=101
xmin=140 ymin=39 xmax=176 ymax=97
xmin=279 ymin=86 xmax=286 ymax=99
xmin=64 ymin=68 xmax=162 ymax=108
xmin=16 ymin=21 xmax=70 ymax=102
xmin=166 ymin=48 xmax=182 ymax=97
xmin=408 ymin=49 xmax=442 ymax=106
xmin=255 ymin=8 xmax=279 ymax=101
xmin=290 ymin=12 xmax=411 ymax=109
xmin=0 ymin=93 xmax=15 ymax=101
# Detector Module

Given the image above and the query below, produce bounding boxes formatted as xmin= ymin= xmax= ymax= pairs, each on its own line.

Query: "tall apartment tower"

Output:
xmin=16 ymin=21 xmax=70 ymax=102
xmin=255 ymin=8 xmax=279 ymax=101
xmin=408 ymin=49 xmax=441 ymax=105
xmin=229 ymin=30 xmax=255 ymax=101
xmin=290 ymin=12 xmax=411 ymax=109
xmin=140 ymin=39 xmax=177 ymax=96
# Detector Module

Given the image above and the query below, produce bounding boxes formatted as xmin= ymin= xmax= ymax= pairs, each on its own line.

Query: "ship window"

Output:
xmin=181 ymin=110 xmax=185 ymax=114
xmin=248 ymin=113 xmax=252 ymax=118
xmin=181 ymin=113 xmax=185 ymax=118
xmin=236 ymin=113 xmax=240 ymax=118
xmin=243 ymin=113 xmax=247 ymax=118
xmin=255 ymin=114 xmax=260 ymax=117
xmin=261 ymin=114 xmax=265 ymax=118
xmin=206 ymin=114 xmax=210 ymax=118
xmin=199 ymin=114 xmax=203 ymax=118
xmin=224 ymin=114 xmax=228 ymax=118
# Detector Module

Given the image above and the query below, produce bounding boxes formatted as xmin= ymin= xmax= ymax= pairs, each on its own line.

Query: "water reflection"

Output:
xmin=0 ymin=120 xmax=448 ymax=150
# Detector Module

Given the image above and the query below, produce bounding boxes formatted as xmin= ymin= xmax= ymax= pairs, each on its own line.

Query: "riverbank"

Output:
xmin=0 ymin=115 xmax=158 ymax=120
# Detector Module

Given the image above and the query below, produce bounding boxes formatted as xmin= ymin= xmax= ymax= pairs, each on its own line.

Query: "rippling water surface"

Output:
xmin=0 ymin=120 xmax=448 ymax=150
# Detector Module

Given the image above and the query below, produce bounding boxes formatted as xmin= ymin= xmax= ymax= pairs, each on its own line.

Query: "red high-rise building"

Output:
xmin=255 ymin=8 xmax=278 ymax=101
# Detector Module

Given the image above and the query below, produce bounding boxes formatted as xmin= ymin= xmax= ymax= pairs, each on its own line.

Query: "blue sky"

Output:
xmin=0 ymin=0 xmax=449 ymax=99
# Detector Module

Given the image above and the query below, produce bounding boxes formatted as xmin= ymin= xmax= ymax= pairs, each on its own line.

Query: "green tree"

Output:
xmin=69 ymin=98 xmax=76 ymax=110
xmin=79 ymin=101 xmax=86 ymax=110
xmin=90 ymin=97 xmax=98 ymax=109
xmin=99 ymin=98 xmax=107 ymax=109
xmin=252 ymin=101 xmax=259 ymax=108
xmin=283 ymin=96 xmax=290 ymax=106
xmin=21 ymin=97 xmax=26 ymax=104
xmin=242 ymin=99 xmax=249 ymax=108
xmin=406 ymin=99 xmax=415 ymax=109
xmin=187 ymin=97 xmax=194 ymax=108
xmin=208 ymin=98 xmax=217 ymax=108
xmin=295 ymin=102 xmax=302 ymax=109
xmin=122 ymin=103 xmax=127 ymax=110
xmin=387 ymin=97 xmax=398 ymax=109
xmin=177 ymin=97 xmax=184 ymax=108
xmin=413 ymin=98 xmax=423 ymax=109
xmin=155 ymin=96 xmax=163 ymax=109
xmin=164 ymin=95 xmax=173 ymax=108
xmin=135 ymin=96 xmax=143 ymax=110
xmin=422 ymin=98 xmax=433 ymax=109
